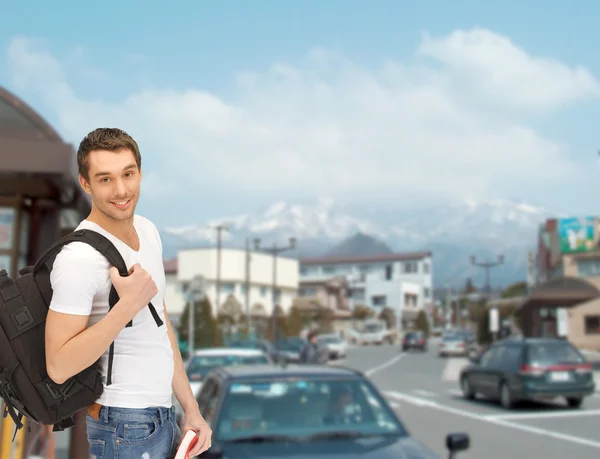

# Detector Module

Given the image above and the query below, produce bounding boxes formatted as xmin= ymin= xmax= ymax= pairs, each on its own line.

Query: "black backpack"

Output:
xmin=0 ymin=228 xmax=163 ymax=439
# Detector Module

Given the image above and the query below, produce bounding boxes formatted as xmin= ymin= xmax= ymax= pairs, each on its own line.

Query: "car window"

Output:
xmin=478 ymin=347 xmax=497 ymax=367
xmin=197 ymin=378 xmax=221 ymax=426
xmin=501 ymin=345 xmax=524 ymax=370
xmin=488 ymin=345 xmax=507 ymax=368
xmin=214 ymin=377 xmax=407 ymax=441
xmin=186 ymin=355 xmax=238 ymax=380
xmin=527 ymin=341 xmax=584 ymax=366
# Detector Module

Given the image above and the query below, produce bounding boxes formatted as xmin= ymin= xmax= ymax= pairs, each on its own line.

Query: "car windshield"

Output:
xmin=275 ymin=340 xmax=304 ymax=352
xmin=215 ymin=377 xmax=407 ymax=441
xmin=364 ymin=324 xmax=383 ymax=333
xmin=186 ymin=355 xmax=238 ymax=380
xmin=527 ymin=341 xmax=585 ymax=366
xmin=405 ymin=332 xmax=422 ymax=339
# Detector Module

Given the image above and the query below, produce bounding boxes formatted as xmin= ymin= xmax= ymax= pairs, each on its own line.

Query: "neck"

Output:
xmin=86 ymin=208 xmax=135 ymax=240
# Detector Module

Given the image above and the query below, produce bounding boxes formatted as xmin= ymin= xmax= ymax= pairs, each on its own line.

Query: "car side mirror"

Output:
xmin=446 ymin=433 xmax=470 ymax=456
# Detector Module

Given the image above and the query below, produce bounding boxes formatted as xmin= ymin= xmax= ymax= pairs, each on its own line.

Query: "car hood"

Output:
xmin=214 ymin=435 xmax=439 ymax=459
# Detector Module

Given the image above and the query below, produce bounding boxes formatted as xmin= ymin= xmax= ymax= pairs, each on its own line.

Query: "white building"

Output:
xmin=299 ymin=252 xmax=433 ymax=323
xmin=167 ymin=247 xmax=299 ymax=319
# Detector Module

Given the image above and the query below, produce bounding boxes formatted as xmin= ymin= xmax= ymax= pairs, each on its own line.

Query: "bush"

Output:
xmin=415 ymin=310 xmax=430 ymax=337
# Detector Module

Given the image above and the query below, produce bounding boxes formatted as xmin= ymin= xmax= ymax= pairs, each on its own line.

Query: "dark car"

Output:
xmin=402 ymin=331 xmax=428 ymax=352
xmin=195 ymin=364 xmax=470 ymax=458
xmin=274 ymin=337 xmax=306 ymax=363
xmin=229 ymin=339 xmax=283 ymax=363
xmin=459 ymin=337 xmax=596 ymax=409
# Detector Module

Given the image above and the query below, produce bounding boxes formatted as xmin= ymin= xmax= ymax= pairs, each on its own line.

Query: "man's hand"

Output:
xmin=182 ymin=406 xmax=212 ymax=457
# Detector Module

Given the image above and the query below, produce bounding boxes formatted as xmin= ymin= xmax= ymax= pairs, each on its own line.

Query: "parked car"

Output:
xmin=459 ymin=337 xmax=596 ymax=409
xmin=229 ymin=339 xmax=283 ymax=362
xmin=274 ymin=337 xmax=306 ymax=363
xmin=317 ymin=333 xmax=348 ymax=359
xmin=438 ymin=331 xmax=469 ymax=358
xmin=194 ymin=364 xmax=470 ymax=458
xmin=175 ymin=348 xmax=272 ymax=425
xmin=402 ymin=331 xmax=428 ymax=352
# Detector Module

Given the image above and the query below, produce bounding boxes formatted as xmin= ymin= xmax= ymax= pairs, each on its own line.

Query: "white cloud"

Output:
xmin=5 ymin=29 xmax=597 ymax=206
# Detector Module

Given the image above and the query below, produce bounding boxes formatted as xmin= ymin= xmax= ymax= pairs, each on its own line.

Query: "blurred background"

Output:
xmin=2 ymin=1 xmax=600 ymax=458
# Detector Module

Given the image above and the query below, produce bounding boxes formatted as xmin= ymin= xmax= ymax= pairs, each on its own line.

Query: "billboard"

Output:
xmin=558 ymin=217 xmax=597 ymax=253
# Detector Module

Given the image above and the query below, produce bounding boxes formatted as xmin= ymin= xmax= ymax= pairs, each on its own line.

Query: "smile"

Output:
xmin=111 ymin=199 xmax=131 ymax=209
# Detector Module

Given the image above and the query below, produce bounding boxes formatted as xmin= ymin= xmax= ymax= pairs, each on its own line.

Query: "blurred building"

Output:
xmin=519 ymin=217 xmax=600 ymax=349
xmin=298 ymin=252 xmax=433 ymax=325
xmin=0 ymin=86 xmax=90 ymax=458
xmin=168 ymin=246 xmax=299 ymax=319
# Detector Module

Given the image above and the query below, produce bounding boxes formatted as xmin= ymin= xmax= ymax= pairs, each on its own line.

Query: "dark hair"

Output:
xmin=77 ymin=128 xmax=142 ymax=181
xmin=307 ymin=330 xmax=318 ymax=340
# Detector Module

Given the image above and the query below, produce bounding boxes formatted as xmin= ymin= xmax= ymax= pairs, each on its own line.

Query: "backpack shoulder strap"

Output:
xmin=33 ymin=229 xmax=163 ymax=328
xmin=33 ymin=229 xmax=164 ymax=387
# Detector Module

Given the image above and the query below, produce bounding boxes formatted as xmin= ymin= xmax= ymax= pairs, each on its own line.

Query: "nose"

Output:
xmin=113 ymin=178 xmax=127 ymax=197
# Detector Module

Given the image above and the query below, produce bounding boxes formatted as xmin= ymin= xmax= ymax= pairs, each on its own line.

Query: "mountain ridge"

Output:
xmin=159 ymin=197 xmax=555 ymax=289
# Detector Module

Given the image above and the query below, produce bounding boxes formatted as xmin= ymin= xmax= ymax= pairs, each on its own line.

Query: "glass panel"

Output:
xmin=0 ymin=207 xmax=15 ymax=250
xmin=216 ymin=377 xmax=407 ymax=441
xmin=0 ymin=255 xmax=12 ymax=274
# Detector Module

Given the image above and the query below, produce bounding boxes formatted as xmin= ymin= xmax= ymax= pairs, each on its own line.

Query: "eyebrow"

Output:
xmin=93 ymin=164 xmax=138 ymax=178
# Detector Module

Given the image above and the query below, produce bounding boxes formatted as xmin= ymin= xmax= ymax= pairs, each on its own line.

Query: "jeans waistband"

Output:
xmin=99 ymin=405 xmax=175 ymax=425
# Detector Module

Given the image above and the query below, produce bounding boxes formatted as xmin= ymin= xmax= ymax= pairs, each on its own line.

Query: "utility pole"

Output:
xmin=245 ymin=237 xmax=261 ymax=337
xmin=470 ymin=254 xmax=504 ymax=296
xmin=213 ymin=223 xmax=230 ymax=312
xmin=259 ymin=237 xmax=296 ymax=342
xmin=445 ymin=283 xmax=452 ymax=329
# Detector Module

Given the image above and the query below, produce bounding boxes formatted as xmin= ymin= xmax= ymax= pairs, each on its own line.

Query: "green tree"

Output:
xmin=314 ymin=306 xmax=334 ymax=334
xmin=178 ymin=297 xmax=219 ymax=350
xmin=352 ymin=305 xmax=373 ymax=321
xmin=266 ymin=305 xmax=289 ymax=341
xmin=287 ymin=306 xmax=304 ymax=337
xmin=502 ymin=281 xmax=528 ymax=299
xmin=415 ymin=310 xmax=430 ymax=337
xmin=378 ymin=307 xmax=396 ymax=330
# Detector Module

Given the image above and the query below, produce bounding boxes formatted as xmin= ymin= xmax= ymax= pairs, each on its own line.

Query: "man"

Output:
xmin=300 ymin=330 xmax=320 ymax=364
xmin=44 ymin=128 xmax=211 ymax=458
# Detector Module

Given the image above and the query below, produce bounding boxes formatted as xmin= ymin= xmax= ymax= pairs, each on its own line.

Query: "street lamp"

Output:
xmin=470 ymin=254 xmax=504 ymax=295
xmin=212 ymin=223 xmax=231 ymax=313
xmin=187 ymin=274 xmax=206 ymax=355
xmin=260 ymin=237 xmax=297 ymax=342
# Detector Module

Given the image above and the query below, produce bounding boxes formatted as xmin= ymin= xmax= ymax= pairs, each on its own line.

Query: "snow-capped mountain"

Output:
xmin=160 ymin=197 xmax=558 ymax=289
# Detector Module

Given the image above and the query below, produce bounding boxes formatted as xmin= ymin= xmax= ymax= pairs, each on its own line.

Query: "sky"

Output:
xmin=2 ymin=1 xmax=600 ymax=228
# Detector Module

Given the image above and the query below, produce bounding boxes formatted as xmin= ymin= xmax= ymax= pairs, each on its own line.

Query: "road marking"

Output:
xmin=447 ymin=389 xmax=463 ymax=397
xmin=441 ymin=358 xmax=469 ymax=381
xmin=486 ymin=409 xmax=600 ymax=421
xmin=385 ymin=391 xmax=600 ymax=450
xmin=411 ymin=389 xmax=438 ymax=398
xmin=365 ymin=353 xmax=405 ymax=376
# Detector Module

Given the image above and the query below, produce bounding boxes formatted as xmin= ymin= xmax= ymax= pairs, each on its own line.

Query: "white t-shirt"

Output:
xmin=48 ymin=214 xmax=174 ymax=409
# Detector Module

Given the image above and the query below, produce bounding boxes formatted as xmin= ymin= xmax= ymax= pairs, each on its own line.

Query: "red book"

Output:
xmin=175 ymin=429 xmax=200 ymax=459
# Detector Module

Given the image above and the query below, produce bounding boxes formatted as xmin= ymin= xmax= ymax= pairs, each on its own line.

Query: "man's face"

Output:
xmin=79 ymin=148 xmax=141 ymax=222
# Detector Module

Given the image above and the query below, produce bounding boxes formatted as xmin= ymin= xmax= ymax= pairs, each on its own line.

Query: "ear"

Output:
xmin=78 ymin=174 xmax=92 ymax=195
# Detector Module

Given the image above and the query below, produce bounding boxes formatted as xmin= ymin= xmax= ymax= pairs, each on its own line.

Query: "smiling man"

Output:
xmin=44 ymin=128 xmax=211 ymax=458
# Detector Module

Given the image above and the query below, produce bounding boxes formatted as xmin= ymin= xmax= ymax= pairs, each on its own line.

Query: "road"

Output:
xmin=336 ymin=340 xmax=600 ymax=459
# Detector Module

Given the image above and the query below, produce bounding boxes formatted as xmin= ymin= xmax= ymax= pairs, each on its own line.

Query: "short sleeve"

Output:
xmin=48 ymin=242 xmax=108 ymax=316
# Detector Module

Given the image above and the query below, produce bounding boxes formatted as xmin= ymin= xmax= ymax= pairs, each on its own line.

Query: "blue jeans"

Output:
xmin=86 ymin=405 xmax=181 ymax=459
